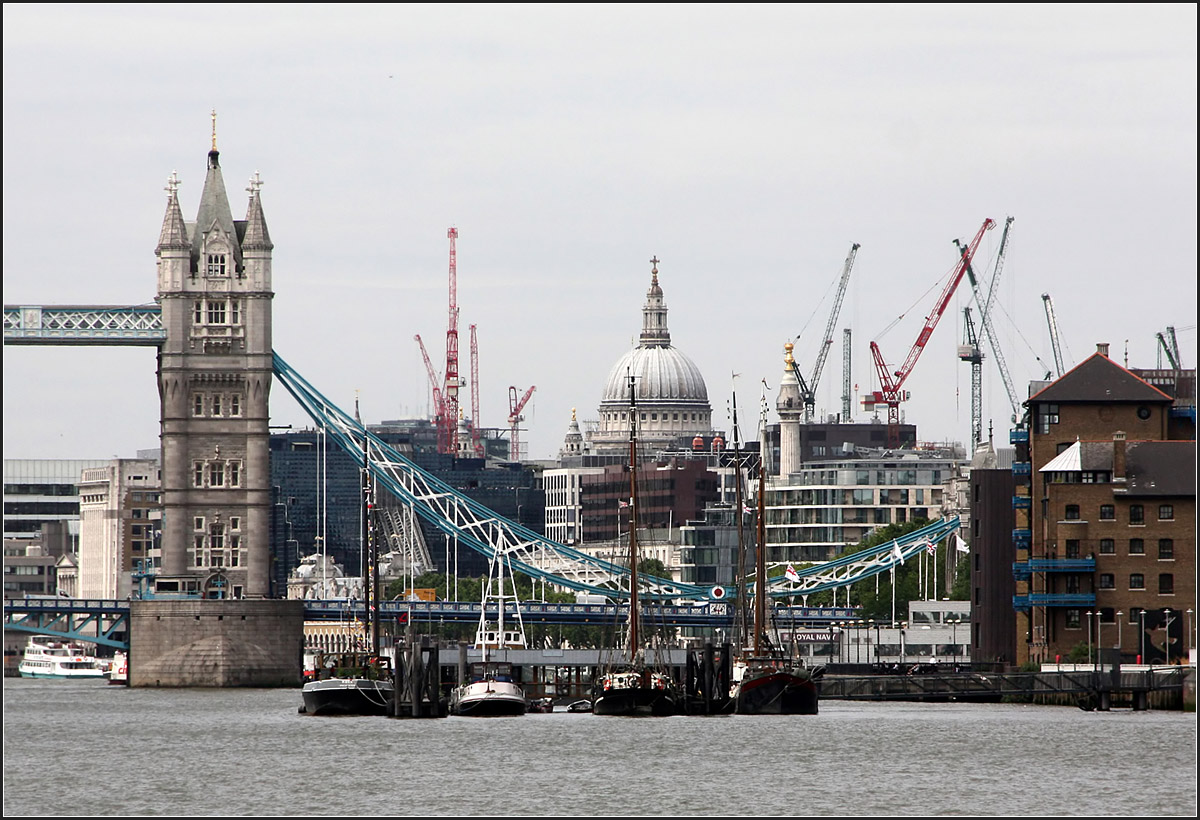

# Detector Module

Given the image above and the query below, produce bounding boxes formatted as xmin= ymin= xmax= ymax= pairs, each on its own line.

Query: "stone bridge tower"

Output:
xmin=154 ymin=123 xmax=273 ymax=598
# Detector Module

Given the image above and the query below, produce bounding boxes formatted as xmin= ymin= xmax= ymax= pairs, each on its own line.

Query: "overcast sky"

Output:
xmin=4 ymin=4 xmax=1196 ymax=464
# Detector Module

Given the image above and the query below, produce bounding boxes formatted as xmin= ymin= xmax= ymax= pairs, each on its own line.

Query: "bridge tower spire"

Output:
xmin=155 ymin=131 xmax=274 ymax=598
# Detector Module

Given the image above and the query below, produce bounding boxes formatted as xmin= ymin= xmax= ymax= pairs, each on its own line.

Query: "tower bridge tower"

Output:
xmin=154 ymin=121 xmax=274 ymax=598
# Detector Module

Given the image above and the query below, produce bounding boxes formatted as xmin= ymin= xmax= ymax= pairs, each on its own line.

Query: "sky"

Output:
xmin=3 ymin=4 xmax=1196 ymax=464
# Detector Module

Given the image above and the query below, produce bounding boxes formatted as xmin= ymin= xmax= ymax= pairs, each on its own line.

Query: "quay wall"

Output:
xmin=130 ymin=599 xmax=304 ymax=687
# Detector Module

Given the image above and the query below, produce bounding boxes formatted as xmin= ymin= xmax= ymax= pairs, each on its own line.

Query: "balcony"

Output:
xmin=1012 ymin=528 xmax=1031 ymax=548
xmin=1017 ymin=593 xmax=1096 ymax=607
xmin=1009 ymin=429 xmax=1029 ymax=444
xmin=1012 ymin=495 xmax=1031 ymax=510
xmin=1012 ymin=563 xmax=1031 ymax=581
xmin=1012 ymin=461 xmax=1032 ymax=477
xmin=1025 ymin=557 xmax=1096 ymax=573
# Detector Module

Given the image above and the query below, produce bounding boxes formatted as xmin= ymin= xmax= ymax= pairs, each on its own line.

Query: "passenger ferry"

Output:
xmin=18 ymin=635 xmax=106 ymax=679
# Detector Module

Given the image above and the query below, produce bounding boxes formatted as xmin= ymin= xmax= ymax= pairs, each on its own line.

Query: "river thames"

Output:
xmin=3 ymin=676 xmax=1196 ymax=816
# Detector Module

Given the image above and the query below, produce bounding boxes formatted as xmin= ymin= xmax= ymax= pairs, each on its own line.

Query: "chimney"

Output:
xmin=1097 ymin=342 xmax=1110 ymax=357
xmin=1113 ymin=431 xmax=1127 ymax=482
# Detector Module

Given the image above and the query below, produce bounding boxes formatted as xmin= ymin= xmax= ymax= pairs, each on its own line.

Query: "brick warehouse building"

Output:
xmin=1014 ymin=344 xmax=1195 ymax=665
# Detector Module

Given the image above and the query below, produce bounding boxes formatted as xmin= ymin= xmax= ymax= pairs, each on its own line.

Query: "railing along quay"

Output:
xmin=819 ymin=665 xmax=1191 ymax=710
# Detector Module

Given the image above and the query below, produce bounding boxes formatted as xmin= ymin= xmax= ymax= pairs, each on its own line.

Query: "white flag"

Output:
xmin=891 ymin=541 xmax=903 ymax=562
xmin=785 ymin=564 xmax=800 ymax=583
xmin=956 ymin=534 xmax=969 ymax=553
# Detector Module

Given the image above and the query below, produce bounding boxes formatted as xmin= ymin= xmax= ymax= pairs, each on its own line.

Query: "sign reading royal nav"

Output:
xmin=778 ymin=630 xmax=838 ymax=643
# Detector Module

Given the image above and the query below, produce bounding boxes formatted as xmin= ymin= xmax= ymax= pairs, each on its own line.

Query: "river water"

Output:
xmin=3 ymin=676 xmax=1196 ymax=816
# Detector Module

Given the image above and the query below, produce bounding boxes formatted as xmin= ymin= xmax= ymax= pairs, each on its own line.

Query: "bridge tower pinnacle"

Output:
xmin=154 ymin=136 xmax=274 ymax=598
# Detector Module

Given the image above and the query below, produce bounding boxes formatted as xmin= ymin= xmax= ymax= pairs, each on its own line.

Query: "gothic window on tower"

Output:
xmin=206 ymin=253 xmax=228 ymax=277
xmin=207 ymin=300 xmax=227 ymax=325
xmin=231 ymin=300 xmax=241 ymax=324
xmin=193 ymin=535 xmax=205 ymax=567
xmin=209 ymin=462 xmax=225 ymax=487
xmin=230 ymin=534 xmax=241 ymax=567
xmin=194 ymin=301 xmax=203 ymax=324
xmin=208 ymin=523 xmax=226 ymax=567
xmin=213 ymin=394 xmax=222 ymax=416
xmin=230 ymin=394 xmax=241 ymax=417
xmin=193 ymin=394 xmax=204 ymax=416
xmin=228 ymin=461 xmax=241 ymax=488
xmin=193 ymin=462 xmax=205 ymax=488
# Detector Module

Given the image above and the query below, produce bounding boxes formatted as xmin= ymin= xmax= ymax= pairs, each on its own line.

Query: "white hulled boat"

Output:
xmin=449 ymin=546 xmax=528 ymax=717
xmin=19 ymin=635 xmax=106 ymax=679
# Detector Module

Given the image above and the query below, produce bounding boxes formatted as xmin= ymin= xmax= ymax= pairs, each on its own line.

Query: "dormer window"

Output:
xmin=206 ymin=253 xmax=228 ymax=277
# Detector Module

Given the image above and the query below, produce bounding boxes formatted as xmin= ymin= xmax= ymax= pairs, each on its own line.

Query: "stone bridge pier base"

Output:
xmin=129 ymin=599 xmax=304 ymax=687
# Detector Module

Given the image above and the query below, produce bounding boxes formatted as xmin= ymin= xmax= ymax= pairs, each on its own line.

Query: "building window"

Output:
xmin=228 ymin=461 xmax=241 ymax=488
xmin=1066 ymin=609 xmax=1081 ymax=629
xmin=1158 ymin=504 xmax=1174 ymax=521
xmin=1036 ymin=403 xmax=1059 ymax=434
xmin=1065 ymin=539 xmax=1080 ymax=559
xmin=1099 ymin=538 xmax=1115 ymax=554
xmin=206 ymin=253 xmax=227 ymax=277
xmin=1129 ymin=504 xmax=1144 ymax=525
xmin=231 ymin=300 xmax=241 ymax=324
xmin=230 ymin=535 xmax=241 ymax=567
xmin=1159 ymin=574 xmax=1174 ymax=595
xmin=207 ymin=300 xmax=227 ymax=325
xmin=194 ymin=516 xmax=205 ymax=531
xmin=1129 ymin=573 xmax=1145 ymax=590
xmin=193 ymin=394 xmax=204 ymax=416
xmin=193 ymin=462 xmax=204 ymax=488
xmin=193 ymin=536 xmax=204 ymax=566
xmin=1158 ymin=539 xmax=1174 ymax=560
xmin=230 ymin=516 xmax=240 ymax=531
xmin=1064 ymin=504 xmax=1080 ymax=521
xmin=1099 ymin=504 xmax=1115 ymax=521
xmin=1098 ymin=573 xmax=1115 ymax=589
xmin=194 ymin=301 xmax=203 ymax=324
xmin=209 ymin=462 xmax=224 ymax=487
xmin=212 ymin=394 xmax=222 ymax=416
xmin=1129 ymin=538 xmax=1145 ymax=555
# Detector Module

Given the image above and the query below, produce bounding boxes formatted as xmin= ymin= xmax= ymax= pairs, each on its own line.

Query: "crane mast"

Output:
xmin=444 ymin=227 xmax=461 ymax=456
xmin=470 ymin=324 xmax=483 ymax=456
xmin=870 ymin=218 xmax=995 ymax=447
xmin=959 ymin=307 xmax=984 ymax=449
xmin=957 ymin=216 xmax=1020 ymax=422
xmin=804 ymin=243 xmax=859 ymax=421
xmin=841 ymin=327 xmax=853 ymax=422
xmin=1042 ymin=293 xmax=1066 ymax=378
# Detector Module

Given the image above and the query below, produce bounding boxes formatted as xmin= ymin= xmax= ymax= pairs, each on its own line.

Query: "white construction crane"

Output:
xmin=956 ymin=216 xmax=1020 ymax=423
xmin=1042 ymin=293 xmax=1066 ymax=378
xmin=800 ymin=243 xmax=859 ymax=421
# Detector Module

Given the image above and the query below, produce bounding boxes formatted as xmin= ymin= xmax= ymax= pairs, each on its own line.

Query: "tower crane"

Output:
xmin=869 ymin=218 xmax=995 ymax=448
xmin=956 ymin=216 xmax=1020 ymax=423
xmin=841 ymin=327 xmax=853 ymax=422
xmin=801 ymin=243 xmax=860 ymax=421
xmin=470 ymin=324 xmax=483 ymax=456
xmin=414 ymin=333 xmax=446 ymax=432
xmin=959 ymin=307 xmax=984 ymax=449
xmin=1042 ymin=293 xmax=1066 ymax=378
xmin=443 ymin=227 xmax=461 ymax=456
xmin=1156 ymin=327 xmax=1181 ymax=370
xmin=508 ymin=386 xmax=536 ymax=462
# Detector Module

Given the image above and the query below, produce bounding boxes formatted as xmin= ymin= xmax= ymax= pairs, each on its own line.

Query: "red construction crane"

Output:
xmin=443 ymin=227 xmax=461 ymax=456
xmin=868 ymin=218 xmax=995 ymax=447
xmin=414 ymin=334 xmax=447 ymax=443
xmin=470 ymin=323 xmax=483 ymax=456
xmin=508 ymin=385 xmax=536 ymax=462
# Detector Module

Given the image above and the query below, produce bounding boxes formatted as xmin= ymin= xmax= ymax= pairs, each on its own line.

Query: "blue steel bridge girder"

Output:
xmin=3 ymin=305 xmax=165 ymax=345
xmin=4 ymin=599 xmax=130 ymax=650
xmin=272 ymin=352 xmax=961 ymax=603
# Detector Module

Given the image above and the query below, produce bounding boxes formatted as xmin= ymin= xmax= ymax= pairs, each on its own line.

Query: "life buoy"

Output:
xmin=710 ymin=586 xmax=726 ymax=600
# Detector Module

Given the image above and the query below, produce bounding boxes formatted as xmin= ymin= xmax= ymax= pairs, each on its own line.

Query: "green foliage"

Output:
xmin=1066 ymin=641 xmax=1091 ymax=662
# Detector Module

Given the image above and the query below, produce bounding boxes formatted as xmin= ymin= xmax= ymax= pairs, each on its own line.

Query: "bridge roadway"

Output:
xmin=4 ymin=597 xmax=857 ymax=650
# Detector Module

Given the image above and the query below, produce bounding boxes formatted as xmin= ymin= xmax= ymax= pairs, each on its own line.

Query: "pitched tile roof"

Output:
xmin=1029 ymin=352 xmax=1172 ymax=405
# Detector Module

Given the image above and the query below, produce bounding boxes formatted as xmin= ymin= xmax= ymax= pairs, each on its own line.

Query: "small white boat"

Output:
xmin=450 ymin=546 xmax=528 ymax=717
xmin=107 ymin=651 xmax=129 ymax=685
xmin=18 ymin=635 xmax=106 ymax=679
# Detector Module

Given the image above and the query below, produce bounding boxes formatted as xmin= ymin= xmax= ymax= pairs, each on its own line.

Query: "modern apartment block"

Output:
xmin=1013 ymin=344 xmax=1195 ymax=665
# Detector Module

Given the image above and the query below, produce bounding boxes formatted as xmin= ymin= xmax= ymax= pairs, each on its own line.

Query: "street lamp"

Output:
xmin=950 ymin=617 xmax=960 ymax=664
xmin=1086 ymin=611 xmax=1093 ymax=667
xmin=868 ymin=619 xmax=875 ymax=667
xmin=1139 ymin=609 xmax=1146 ymax=665
xmin=1162 ymin=609 xmax=1176 ymax=666
xmin=1116 ymin=611 xmax=1123 ymax=657
xmin=1188 ymin=608 xmax=1194 ymax=662
xmin=1094 ymin=610 xmax=1103 ymax=669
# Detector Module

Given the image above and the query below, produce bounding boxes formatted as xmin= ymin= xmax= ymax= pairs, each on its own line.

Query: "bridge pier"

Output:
xmin=130 ymin=599 xmax=303 ymax=687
